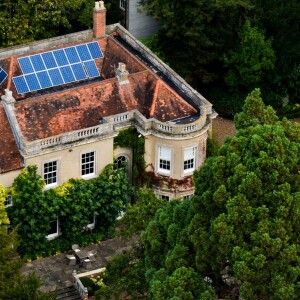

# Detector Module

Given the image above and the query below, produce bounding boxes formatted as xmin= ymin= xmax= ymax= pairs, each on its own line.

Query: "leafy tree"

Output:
xmin=0 ymin=227 xmax=56 ymax=299
xmin=117 ymin=188 xmax=166 ymax=237
xmin=140 ymin=0 xmax=252 ymax=88
xmin=191 ymin=89 xmax=300 ymax=298
xmin=9 ymin=166 xmax=55 ymax=255
xmin=142 ymin=199 xmax=216 ymax=299
xmin=224 ymin=21 xmax=275 ymax=90
xmin=142 ymin=89 xmax=300 ymax=299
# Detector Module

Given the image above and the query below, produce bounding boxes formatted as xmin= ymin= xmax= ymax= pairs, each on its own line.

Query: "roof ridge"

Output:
xmin=7 ymin=56 xmax=14 ymax=91
xmin=149 ymin=79 xmax=160 ymax=117
xmin=158 ymin=79 xmax=196 ymax=112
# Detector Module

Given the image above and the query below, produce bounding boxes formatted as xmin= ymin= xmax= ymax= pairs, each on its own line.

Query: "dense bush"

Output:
xmin=9 ymin=164 xmax=132 ymax=258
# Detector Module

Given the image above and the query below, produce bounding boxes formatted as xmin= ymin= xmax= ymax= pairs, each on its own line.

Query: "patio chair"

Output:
xmin=66 ymin=254 xmax=76 ymax=266
xmin=72 ymin=244 xmax=80 ymax=251
xmin=88 ymin=249 xmax=97 ymax=261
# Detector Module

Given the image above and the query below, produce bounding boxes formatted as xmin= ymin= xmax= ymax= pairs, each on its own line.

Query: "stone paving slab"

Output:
xmin=21 ymin=237 xmax=136 ymax=293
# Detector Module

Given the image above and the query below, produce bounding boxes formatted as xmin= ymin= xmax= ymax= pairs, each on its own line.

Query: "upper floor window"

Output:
xmin=44 ymin=161 xmax=58 ymax=186
xmin=114 ymin=155 xmax=128 ymax=170
xmin=82 ymin=151 xmax=95 ymax=177
xmin=158 ymin=146 xmax=171 ymax=175
xmin=4 ymin=195 xmax=13 ymax=207
xmin=120 ymin=0 xmax=126 ymax=10
xmin=183 ymin=147 xmax=196 ymax=173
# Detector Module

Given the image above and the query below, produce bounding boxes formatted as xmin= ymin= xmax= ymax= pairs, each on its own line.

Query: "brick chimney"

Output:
xmin=93 ymin=1 xmax=106 ymax=38
xmin=116 ymin=63 xmax=129 ymax=85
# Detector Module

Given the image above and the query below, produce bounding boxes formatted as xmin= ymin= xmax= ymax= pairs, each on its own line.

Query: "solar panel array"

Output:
xmin=0 ymin=67 xmax=8 ymax=85
xmin=13 ymin=42 xmax=103 ymax=94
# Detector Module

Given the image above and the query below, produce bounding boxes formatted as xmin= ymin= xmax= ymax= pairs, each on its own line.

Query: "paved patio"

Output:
xmin=21 ymin=237 xmax=136 ymax=293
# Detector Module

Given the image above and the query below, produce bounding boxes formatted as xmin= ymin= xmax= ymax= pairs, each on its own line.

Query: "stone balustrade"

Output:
xmin=20 ymin=109 xmax=206 ymax=154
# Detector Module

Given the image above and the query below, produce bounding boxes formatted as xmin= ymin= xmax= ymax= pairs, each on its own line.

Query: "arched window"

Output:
xmin=114 ymin=155 xmax=128 ymax=170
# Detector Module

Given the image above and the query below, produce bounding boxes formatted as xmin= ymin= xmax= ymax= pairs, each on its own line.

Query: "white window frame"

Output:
xmin=81 ymin=151 xmax=96 ymax=178
xmin=183 ymin=194 xmax=193 ymax=200
xmin=114 ymin=155 xmax=128 ymax=170
xmin=120 ymin=0 xmax=126 ymax=10
xmin=4 ymin=195 xmax=13 ymax=207
xmin=157 ymin=145 xmax=172 ymax=175
xmin=183 ymin=146 xmax=197 ymax=174
xmin=158 ymin=194 xmax=170 ymax=201
xmin=43 ymin=160 xmax=58 ymax=188
xmin=46 ymin=217 xmax=59 ymax=240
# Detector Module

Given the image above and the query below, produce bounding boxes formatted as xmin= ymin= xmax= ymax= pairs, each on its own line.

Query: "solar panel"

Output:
xmin=31 ymin=54 xmax=46 ymax=72
xmin=25 ymin=73 xmax=41 ymax=91
xmin=71 ymin=63 xmax=87 ymax=81
xmin=37 ymin=71 xmax=53 ymax=89
xmin=13 ymin=76 xmax=29 ymax=94
xmin=53 ymin=49 xmax=69 ymax=66
xmin=48 ymin=68 xmax=64 ymax=85
xmin=76 ymin=44 xmax=92 ymax=62
xmin=60 ymin=66 xmax=75 ymax=83
xmin=84 ymin=61 xmax=100 ymax=78
xmin=87 ymin=42 xmax=103 ymax=59
xmin=42 ymin=52 xmax=57 ymax=69
xmin=18 ymin=57 xmax=34 ymax=74
xmin=0 ymin=68 xmax=8 ymax=85
xmin=65 ymin=47 xmax=80 ymax=64
xmin=14 ymin=42 xmax=103 ymax=94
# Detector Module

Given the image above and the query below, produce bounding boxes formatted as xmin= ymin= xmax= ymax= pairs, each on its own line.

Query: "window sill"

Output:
xmin=81 ymin=174 xmax=97 ymax=180
xmin=44 ymin=183 xmax=58 ymax=191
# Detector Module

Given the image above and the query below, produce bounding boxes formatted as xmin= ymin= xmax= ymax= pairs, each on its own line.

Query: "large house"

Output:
xmin=119 ymin=0 xmax=161 ymax=39
xmin=0 ymin=1 xmax=216 ymax=201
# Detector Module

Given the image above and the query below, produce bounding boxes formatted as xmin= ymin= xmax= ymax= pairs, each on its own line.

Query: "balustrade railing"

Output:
xmin=21 ymin=109 xmax=207 ymax=154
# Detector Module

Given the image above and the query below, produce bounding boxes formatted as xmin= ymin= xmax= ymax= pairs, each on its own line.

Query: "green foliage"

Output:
xmin=0 ymin=183 xmax=9 ymax=225
xmin=0 ymin=0 xmax=122 ymax=48
xmin=140 ymin=34 xmax=168 ymax=62
xmin=95 ymin=247 xmax=149 ymax=299
xmin=9 ymin=164 xmax=132 ymax=258
xmin=224 ymin=20 xmax=275 ymax=90
xmin=0 ymin=227 xmax=55 ymax=299
xmin=191 ymin=91 xmax=300 ymax=298
xmin=142 ymin=199 xmax=216 ymax=298
xmin=117 ymin=188 xmax=167 ymax=237
xmin=206 ymin=138 xmax=219 ymax=158
xmin=114 ymin=128 xmax=146 ymax=188
xmin=141 ymin=91 xmax=300 ymax=299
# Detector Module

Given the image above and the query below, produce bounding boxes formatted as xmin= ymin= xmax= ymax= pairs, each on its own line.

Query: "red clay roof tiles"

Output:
xmin=0 ymin=105 xmax=23 ymax=173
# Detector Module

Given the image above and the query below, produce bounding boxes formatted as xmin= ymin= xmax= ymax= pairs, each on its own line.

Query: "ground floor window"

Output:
xmin=46 ymin=218 xmax=59 ymax=240
xmin=4 ymin=195 xmax=13 ymax=207
xmin=114 ymin=155 xmax=128 ymax=170
xmin=159 ymin=194 xmax=170 ymax=201
xmin=183 ymin=194 xmax=193 ymax=200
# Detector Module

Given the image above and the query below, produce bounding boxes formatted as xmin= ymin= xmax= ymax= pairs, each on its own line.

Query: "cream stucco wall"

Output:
xmin=144 ymin=132 xmax=208 ymax=180
xmin=24 ymin=138 xmax=114 ymax=187
xmin=0 ymin=169 xmax=23 ymax=188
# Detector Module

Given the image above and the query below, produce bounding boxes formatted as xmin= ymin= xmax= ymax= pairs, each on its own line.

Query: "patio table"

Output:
xmin=73 ymin=249 xmax=89 ymax=265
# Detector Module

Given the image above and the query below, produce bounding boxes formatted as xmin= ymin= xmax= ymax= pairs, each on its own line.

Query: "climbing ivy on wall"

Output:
xmin=114 ymin=128 xmax=146 ymax=189
xmin=8 ymin=165 xmax=132 ymax=259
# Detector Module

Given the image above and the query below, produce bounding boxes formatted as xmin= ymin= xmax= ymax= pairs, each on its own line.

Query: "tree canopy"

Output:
xmin=141 ymin=89 xmax=300 ymax=299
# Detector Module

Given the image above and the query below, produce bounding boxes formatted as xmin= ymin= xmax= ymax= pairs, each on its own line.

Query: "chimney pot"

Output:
xmin=116 ymin=63 xmax=129 ymax=85
xmin=93 ymin=1 xmax=106 ymax=38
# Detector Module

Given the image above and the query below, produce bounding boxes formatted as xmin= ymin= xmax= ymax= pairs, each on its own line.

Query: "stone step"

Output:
xmin=56 ymin=285 xmax=81 ymax=300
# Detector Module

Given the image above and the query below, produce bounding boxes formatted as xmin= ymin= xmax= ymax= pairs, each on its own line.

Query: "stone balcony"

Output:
xmin=16 ymin=109 xmax=208 ymax=155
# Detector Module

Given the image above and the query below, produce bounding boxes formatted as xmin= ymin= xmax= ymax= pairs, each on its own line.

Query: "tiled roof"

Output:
xmin=0 ymin=105 xmax=23 ymax=173
xmin=0 ymin=34 xmax=198 ymax=142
